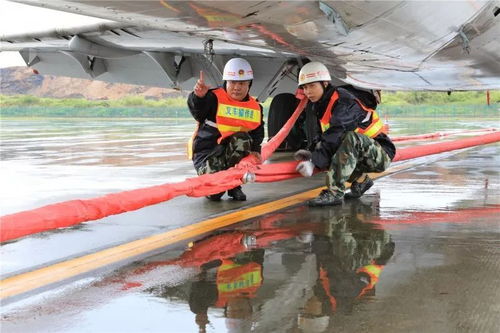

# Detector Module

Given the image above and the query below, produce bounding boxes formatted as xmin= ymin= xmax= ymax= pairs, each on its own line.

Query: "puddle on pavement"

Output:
xmin=3 ymin=195 xmax=499 ymax=332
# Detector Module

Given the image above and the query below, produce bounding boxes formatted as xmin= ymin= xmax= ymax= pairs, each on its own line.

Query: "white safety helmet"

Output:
xmin=298 ymin=62 xmax=331 ymax=86
xmin=223 ymin=58 xmax=254 ymax=81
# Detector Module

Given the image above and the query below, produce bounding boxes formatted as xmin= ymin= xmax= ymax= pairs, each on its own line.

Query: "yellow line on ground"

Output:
xmin=0 ymin=159 xmax=422 ymax=300
xmin=0 ymin=187 xmax=323 ymax=300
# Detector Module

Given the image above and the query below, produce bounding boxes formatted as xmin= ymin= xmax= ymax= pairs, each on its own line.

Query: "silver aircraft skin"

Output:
xmin=1 ymin=0 xmax=499 ymax=100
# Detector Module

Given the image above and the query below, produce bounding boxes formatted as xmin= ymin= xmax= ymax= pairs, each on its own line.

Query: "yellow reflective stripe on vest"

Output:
xmin=361 ymin=118 xmax=384 ymax=138
xmin=355 ymin=111 xmax=384 ymax=138
xmin=213 ymin=88 xmax=261 ymax=143
xmin=217 ymin=123 xmax=249 ymax=133
xmin=320 ymin=91 xmax=384 ymax=138
xmin=187 ymin=122 xmax=200 ymax=160
xmin=363 ymin=264 xmax=382 ymax=278
xmin=217 ymin=270 xmax=262 ymax=293
xmin=217 ymin=103 xmax=260 ymax=122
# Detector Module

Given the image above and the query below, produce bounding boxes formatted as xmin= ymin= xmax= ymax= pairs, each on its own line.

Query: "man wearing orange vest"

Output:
xmin=188 ymin=58 xmax=264 ymax=201
xmin=294 ymin=62 xmax=396 ymax=206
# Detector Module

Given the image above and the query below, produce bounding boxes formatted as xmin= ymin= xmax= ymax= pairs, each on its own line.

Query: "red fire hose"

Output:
xmin=1 ymin=118 xmax=498 ymax=242
xmin=392 ymin=128 xmax=497 ymax=142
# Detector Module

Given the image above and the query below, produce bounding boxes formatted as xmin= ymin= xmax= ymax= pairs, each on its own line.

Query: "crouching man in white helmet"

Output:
xmin=294 ymin=62 xmax=396 ymax=206
xmin=188 ymin=58 xmax=264 ymax=201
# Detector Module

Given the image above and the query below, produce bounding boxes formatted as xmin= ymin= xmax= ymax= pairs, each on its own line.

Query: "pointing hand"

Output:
xmin=194 ymin=71 xmax=210 ymax=98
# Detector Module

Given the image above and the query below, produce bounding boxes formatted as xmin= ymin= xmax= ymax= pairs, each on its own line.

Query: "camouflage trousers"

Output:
xmin=327 ymin=131 xmax=391 ymax=194
xmin=196 ymin=132 xmax=252 ymax=175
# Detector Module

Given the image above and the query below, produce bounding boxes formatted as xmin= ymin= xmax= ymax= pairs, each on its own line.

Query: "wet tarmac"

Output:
xmin=1 ymin=141 xmax=499 ymax=332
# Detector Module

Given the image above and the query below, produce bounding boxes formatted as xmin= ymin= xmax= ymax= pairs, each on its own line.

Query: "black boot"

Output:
xmin=227 ymin=186 xmax=246 ymax=201
xmin=307 ymin=189 xmax=343 ymax=207
xmin=345 ymin=176 xmax=374 ymax=200
xmin=206 ymin=192 xmax=224 ymax=201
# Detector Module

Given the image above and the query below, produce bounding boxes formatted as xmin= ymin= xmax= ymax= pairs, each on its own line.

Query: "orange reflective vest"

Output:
xmin=356 ymin=263 xmax=384 ymax=298
xmin=215 ymin=259 xmax=263 ymax=306
xmin=213 ymin=88 xmax=261 ymax=143
xmin=319 ymin=90 xmax=384 ymax=138
xmin=319 ymin=267 xmax=337 ymax=312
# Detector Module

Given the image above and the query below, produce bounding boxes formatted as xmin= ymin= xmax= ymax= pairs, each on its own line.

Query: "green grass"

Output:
xmin=0 ymin=95 xmax=188 ymax=108
xmin=0 ymin=91 xmax=498 ymax=118
xmin=382 ymin=90 xmax=500 ymax=105
xmin=0 ymin=106 xmax=192 ymax=118
xmin=378 ymin=104 xmax=499 ymax=118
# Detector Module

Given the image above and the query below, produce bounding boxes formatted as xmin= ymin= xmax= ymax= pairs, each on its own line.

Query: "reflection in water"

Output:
xmin=4 ymin=200 xmax=499 ymax=332
xmin=1 ymin=121 xmax=498 ymax=332
xmin=295 ymin=201 xmax=394 ymax=333
xmin=138 ymin=198 xmax=394 ymax=333
xmin=189 ymin=249 xmax=264 ymax=333
xmin=0 ymin=119 xmax=197 ymax=214
xmin=303 ymin=205 xmax=394 ymax=333
xmin=1 ymin=118 xmax=496 ymax=214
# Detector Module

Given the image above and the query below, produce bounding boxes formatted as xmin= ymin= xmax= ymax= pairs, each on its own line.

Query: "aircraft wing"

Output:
xmin=2 ymin=0 xmax=499 ymax=97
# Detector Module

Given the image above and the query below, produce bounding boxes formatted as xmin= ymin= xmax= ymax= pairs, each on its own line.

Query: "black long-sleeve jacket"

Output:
xmin=305 ymin=85 xmax=396 ymax=169
xmin=187 ymin=88 xmax=265 ymax=169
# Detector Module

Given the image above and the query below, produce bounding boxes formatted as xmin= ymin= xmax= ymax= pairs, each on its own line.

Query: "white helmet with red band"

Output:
xmin=298 ymin=62 xmax=331 ymax=86
xmin=223 ymin=58 xmax=254 ymax=81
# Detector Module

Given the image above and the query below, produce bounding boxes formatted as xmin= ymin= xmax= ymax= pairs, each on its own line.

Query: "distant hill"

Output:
xmin=0 ymin=67 xmax=183 ymax=100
